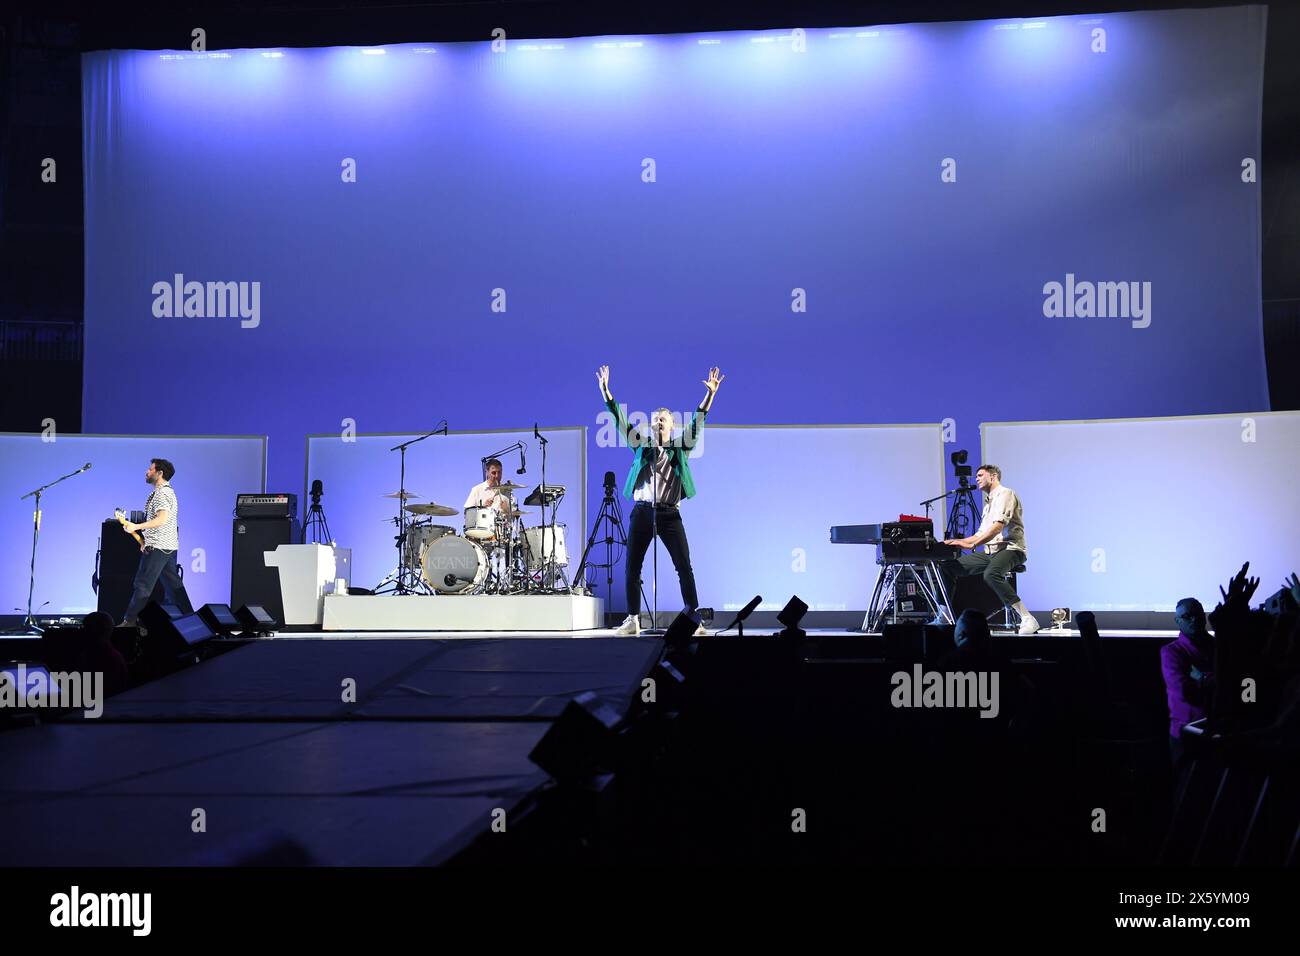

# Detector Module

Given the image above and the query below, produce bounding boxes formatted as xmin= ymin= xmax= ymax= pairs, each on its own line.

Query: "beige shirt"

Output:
xmin=978 ymin=484 xmax=1025 ymax=554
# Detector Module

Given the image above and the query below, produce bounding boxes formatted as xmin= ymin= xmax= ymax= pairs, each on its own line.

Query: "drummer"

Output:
xmin=464 ymin=458 xmax=512 ymax=513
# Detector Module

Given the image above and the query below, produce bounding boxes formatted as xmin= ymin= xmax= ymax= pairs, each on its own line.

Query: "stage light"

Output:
xmin=260 ymin=51 xmax=284 ymax=59
xmin=777 ymin=595 xmax=809 ymax=638
xmin=361 ymin=49 xmax=387 ymax=56
xmin=697 ymin=39 xmax=721 ymax=45
xmin=528 ymin=690 xmax=622 ymax=781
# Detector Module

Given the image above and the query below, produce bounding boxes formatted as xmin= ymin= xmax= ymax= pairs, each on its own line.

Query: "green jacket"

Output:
xmin=605 ymin=397 xmax=707 ymax=501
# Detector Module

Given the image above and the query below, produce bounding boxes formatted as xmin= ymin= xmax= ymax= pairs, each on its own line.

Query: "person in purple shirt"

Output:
xmin=1161 ymin=597 xmax=1215 ymax=770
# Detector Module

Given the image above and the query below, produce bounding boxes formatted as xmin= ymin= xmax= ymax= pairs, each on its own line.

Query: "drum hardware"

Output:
xmin=524 ymin=425 xmax=569 ymax=593
xmin=381 ymin=490 xmax=422 ymax=500
xmin=373 ymin=419 xmax=448 ymax=595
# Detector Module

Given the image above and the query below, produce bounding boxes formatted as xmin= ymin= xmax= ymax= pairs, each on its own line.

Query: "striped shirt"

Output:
xmin=143 ymin=481 xmax=179 ymax=551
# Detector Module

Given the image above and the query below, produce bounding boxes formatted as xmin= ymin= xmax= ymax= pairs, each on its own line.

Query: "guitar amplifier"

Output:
xmin=235 ymin=493 xmax=298 ymax=519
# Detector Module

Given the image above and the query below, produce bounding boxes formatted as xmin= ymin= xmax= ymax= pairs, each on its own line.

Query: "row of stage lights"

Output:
xmin=155 ymin=17 xmax=1106 ymax=60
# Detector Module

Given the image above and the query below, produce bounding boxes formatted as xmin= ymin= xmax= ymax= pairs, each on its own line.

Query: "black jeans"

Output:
xmin=626 ymin=503 xmax=698 ymax=615
xmin=123 ymin=547 xmax=193 ymax=624
xmin=940 ymin=549 xmax=1023 ymax=609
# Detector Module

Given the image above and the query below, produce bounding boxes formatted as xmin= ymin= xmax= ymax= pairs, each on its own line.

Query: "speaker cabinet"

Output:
xmin=230 ymin=517 xmax=295 ymax=625
xmin=96 ymin=519 xmax=162 ymax=622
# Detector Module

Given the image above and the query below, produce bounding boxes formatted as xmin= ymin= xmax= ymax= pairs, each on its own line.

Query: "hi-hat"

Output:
xmin=382 ymin=491 xmax=421 ymax=500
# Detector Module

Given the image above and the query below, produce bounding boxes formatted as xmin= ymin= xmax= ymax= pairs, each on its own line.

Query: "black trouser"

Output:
xmin=940 ymin=549 xmax=1023 ymax=609
xmin=626 ymin=502 xmax=698 ymax=616
xmin=123 ymin=547 xmax=193 ymax=624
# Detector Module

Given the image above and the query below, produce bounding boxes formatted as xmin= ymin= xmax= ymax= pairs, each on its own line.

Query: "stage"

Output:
xmin=0 ymin=636 xmax=663 ymax=866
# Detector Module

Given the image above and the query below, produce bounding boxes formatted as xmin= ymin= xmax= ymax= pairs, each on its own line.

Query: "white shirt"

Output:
xmin=977 ymin=483 xmax=1026 ymax=554
xmin=464 ymin=480 xmax=510 ymax=512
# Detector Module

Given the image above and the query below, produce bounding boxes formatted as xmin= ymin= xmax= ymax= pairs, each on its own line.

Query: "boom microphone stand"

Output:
xmin=12 ymin=462 xmax=92 ymax=634
xmin=375 ymin=420 xmax=446 ymax=594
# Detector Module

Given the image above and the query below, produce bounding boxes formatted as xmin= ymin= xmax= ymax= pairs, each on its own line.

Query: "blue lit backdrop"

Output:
xmin=79 ymin=7 xmax=1268 ymax=612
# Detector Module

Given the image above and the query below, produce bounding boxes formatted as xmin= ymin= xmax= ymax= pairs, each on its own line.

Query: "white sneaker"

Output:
xmin=693 ymin=623 xmax=709 ymax=637
xmin=615 ymin=614 xmax=641 ymax=636
xmin=1018 ymin=613 xmax=1041 ymax=636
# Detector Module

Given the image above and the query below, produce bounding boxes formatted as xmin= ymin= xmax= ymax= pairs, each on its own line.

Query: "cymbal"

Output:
xmin=381 ymin=491 xmax=421 ymax=500
xmin=404 ymin=502 xmax=458 ymax=517
xmin=508 ymin=509 xmax=531 ymax=518
xmin=494 ymin=481 xmax=528 ymax=492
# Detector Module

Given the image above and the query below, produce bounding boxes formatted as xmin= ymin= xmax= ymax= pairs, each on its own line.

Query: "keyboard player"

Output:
xmin=941 ymin=464 xmax=1040 ymax=635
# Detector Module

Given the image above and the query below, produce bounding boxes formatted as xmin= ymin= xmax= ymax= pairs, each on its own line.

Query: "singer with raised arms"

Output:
xmin=598 ymin=365 xmax=724 ymax=636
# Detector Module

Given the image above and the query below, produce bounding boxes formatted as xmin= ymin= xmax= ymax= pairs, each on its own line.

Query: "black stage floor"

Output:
xmin=0 ymin=637 xmax=662 ymax=866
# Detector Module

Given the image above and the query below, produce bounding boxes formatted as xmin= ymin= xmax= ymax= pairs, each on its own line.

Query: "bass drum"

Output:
xmin=420 ymin=534 xmax=489 ymax=595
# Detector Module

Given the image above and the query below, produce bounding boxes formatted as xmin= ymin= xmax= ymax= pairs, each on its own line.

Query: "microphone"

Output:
xmin=534 ymin=423 xmax=540 ymax=440
xmin=721 ymin=595 xmax=763 ymax=635
xmin=440 ymin=422 xmax=449 ymax=436
xmin=517 ymin=447 xmax=527 ymax=475
xmin=79 ymin=462 xmax=92 ymax=473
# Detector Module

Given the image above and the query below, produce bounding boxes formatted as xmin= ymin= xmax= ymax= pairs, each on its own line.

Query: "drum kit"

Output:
xmin=377 ymin=482 xmax=570 ymax=596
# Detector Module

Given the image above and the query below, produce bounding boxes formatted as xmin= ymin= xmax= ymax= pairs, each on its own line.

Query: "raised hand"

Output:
xmin=597 ymin=365 xmax=612 ymax=400
xmin=1218 ymin=561 xmax=1261 ymax=608
xmin=1285 ymin=572 xmax=1299 ymax=606
xmin=703 ymin=366 xmax=725 ymax=394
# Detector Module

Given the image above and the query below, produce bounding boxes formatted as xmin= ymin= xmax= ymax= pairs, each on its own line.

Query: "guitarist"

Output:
xmin=119 ymin=458 xmax=194 ymax=626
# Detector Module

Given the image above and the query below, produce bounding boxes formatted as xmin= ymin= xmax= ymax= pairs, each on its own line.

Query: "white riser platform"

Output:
xmin=322 ymin=593 xmax=603 ymax=632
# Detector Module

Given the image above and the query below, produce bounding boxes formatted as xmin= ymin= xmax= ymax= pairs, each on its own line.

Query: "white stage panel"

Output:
xmin=680 ymin=423 xmax=947 ymax=614
xmin=322 ymin=593 xmax=603 ymax=631
xmin=306 ymin=427 xmax=585 ymax=595
xmin=981 ymin=412 xmax=1299 ymax=611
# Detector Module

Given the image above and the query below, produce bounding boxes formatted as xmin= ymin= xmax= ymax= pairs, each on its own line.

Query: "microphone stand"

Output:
xmin=14 ymin=464 xmax=91 ymax=634
xmin=534 ymin=425 xmax=551 ymax=591
xmin=643 ymin=426 xmax=665 ymax=635
xmin=919 ymin=490 xmax=952 ymax=524
xmin=383 ymin=420 xmax=446 ymax=594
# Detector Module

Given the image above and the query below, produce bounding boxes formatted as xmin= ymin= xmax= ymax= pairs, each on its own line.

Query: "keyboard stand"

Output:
xmin=863 ymin=559 xmax=955 ymax=633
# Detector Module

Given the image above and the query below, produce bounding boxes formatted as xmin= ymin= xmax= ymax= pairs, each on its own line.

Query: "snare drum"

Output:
xmin=464 ymin=506 xmax=500 ymax=542
xmin=420 ymin=534 xmax=490 ymax=594
xmin=523 ymin=523 xmax=568 ymax=571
